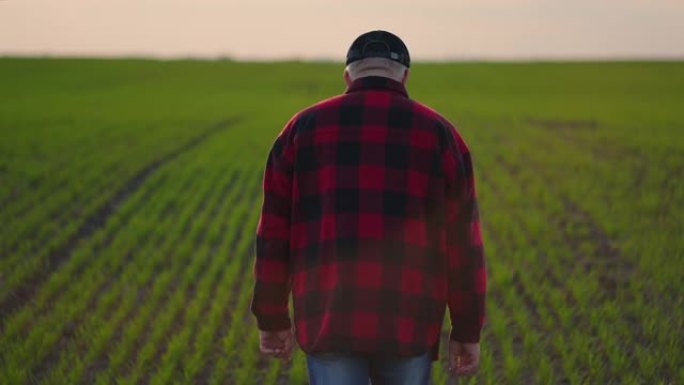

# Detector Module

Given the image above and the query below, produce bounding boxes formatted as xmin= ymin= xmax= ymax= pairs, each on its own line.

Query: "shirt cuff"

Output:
xmin=255 ymin=314 xmax=292 ymax=331
xmin=449 ymin=326 xmax=481 ymax=343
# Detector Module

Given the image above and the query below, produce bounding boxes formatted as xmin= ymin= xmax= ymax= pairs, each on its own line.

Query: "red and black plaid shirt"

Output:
xmin=251 ymin=76 xmax=486 ymax=361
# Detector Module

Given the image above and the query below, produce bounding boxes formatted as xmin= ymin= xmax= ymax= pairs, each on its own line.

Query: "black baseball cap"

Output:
xmin=346 ymin=30 xmax=411 ymax=68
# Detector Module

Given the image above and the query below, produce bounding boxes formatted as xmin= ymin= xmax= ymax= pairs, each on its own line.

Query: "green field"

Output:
xmin=1 ymin=58 xmax=682 ymax=384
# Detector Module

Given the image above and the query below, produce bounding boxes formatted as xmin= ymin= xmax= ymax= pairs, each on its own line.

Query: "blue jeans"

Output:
xmin=306 ymin=351 xmax=432 ymax=385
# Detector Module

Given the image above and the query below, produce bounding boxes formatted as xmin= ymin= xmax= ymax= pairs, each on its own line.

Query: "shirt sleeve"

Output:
xmin=440 ymin=123 xmax=487 ymax=343
xmin=250 ymin=119 xmax=296 ymax=331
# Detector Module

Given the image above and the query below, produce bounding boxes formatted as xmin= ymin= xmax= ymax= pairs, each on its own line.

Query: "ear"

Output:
xmin=344 ymin=70 xmax=352 ymax=87
xmin=401 ymin=69 xmax=409 ymax=85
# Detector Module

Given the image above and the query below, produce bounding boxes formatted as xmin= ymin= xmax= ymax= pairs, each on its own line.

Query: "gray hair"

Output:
xmin=345 ymin=57 xmax=408 ymax=82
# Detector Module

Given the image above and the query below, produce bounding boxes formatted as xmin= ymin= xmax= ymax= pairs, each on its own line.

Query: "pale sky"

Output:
xmin=1 ymin=0 xmax=683 ymax=60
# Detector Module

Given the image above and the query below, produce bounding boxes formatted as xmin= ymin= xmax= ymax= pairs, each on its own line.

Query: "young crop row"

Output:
xmin=452 ymin=117 xmax=682 ymax=384
xmin=0 ymin=122 xmax=221 ymax=316
xmin=508 ymin=121 xmax=682 ymax=382
xmin=0 ymin=125 xmax=261 ymax=384
xmin=2 ymin=60 xmax=682 ymax=385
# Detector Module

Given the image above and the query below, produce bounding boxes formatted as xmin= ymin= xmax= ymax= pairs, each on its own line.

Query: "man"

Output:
xmin=251 ymin=30 xmax=486 ymax=385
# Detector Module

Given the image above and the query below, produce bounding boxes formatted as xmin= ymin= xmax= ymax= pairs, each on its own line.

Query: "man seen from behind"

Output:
xmin=251 ymin=30 xmax=487 ymax=385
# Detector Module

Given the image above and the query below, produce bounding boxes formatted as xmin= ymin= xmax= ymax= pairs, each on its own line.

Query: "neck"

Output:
xmin=350 ymin=71 xmax=402 ymax=82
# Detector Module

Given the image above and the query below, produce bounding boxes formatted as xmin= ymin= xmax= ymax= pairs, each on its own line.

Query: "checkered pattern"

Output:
xmin=251 ymin=76 xmax=486 ymax=361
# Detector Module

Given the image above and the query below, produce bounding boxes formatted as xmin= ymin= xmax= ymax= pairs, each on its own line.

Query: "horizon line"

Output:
xmin=2 ymin=52 xmax=684 ymax=63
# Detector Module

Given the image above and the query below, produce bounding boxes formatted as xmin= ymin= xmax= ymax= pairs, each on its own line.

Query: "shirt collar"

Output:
xmin=344 ymin=75 xmax=409 ymax=98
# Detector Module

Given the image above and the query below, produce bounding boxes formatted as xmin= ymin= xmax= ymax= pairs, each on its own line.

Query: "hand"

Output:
xmin=448 ymin=341 xmax=480 ymax=377
xmin=259 ymin=328 xmax=294 ymax=362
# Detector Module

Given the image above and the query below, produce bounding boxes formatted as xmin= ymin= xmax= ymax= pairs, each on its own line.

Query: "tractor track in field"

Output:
xmin=490 ymin=152 xmax=642 ymax=375
xmin=25 ymin=127 xmax=242 ymax=385
xmin=529 ymin=117 xmax=684 ymax=248
xmin=481 ymin=164 xmax=585 ymax=382
xmin=505 ymin=153 xmax=653 ymax=367
xmin=498 ymin=121 xmax=639 ymax=302
xmin=493 ymin=152 xmax=635 ymax=302
xmin=0 ymin=141 xmax=199 ymax=348
xmin=0 ymin=136 xmax=104 ymax=217
xmin=506 ymin=148 xmax=673 ymax=376
xmin=482 ymin=142 xmax=634 ymax=379
xmin=525 ymin=118 xmax=598 ymax=132
xmin=556 ymin=198 xmax=634 ymax=300
xmin=24 ymin=172 xmax=183 ymax=340
xmin=0 ymin=174 xmax=172 ymax=339
xmin=528 ymin=120 xmax=684 ymax=361
xmin=76 ymin=172 xmax=239 ymax=385
xmin=0 ymin=118 xmax=239 ymax=325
